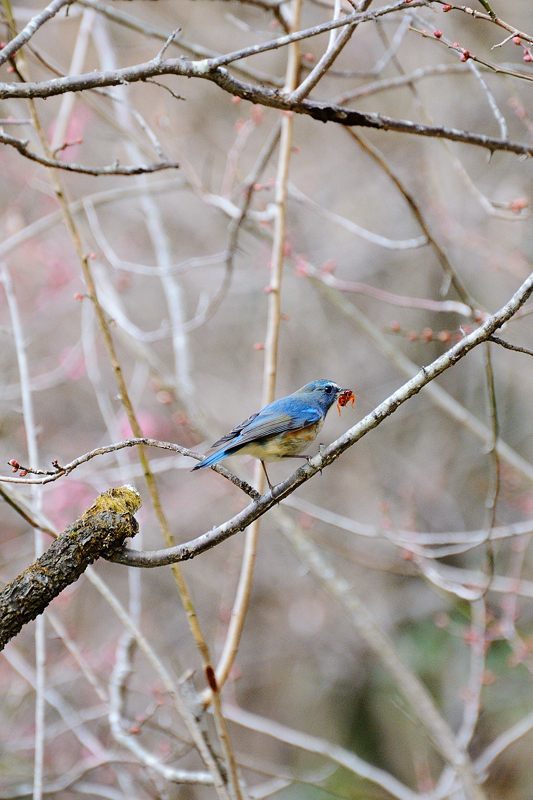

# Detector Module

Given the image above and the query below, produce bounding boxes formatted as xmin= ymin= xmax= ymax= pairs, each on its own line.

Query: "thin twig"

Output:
xmin=199 ymin=0 xmax=428 ymax=70
xmin=433 ymin=1 xmax=533 ymax=46
xmin=2 ymin=646 xmax=108 ymax=758
xmin=108 ymin=631 xmax=214 ymax=785
xmin=0 ymin=130 xmax=180 ymax=175
xmin=83 ymin=571 xmax=227 ymax=794
xmin=408 ymin=21 xmax=533 ymax=84
xmin=481 ymin=343 xmax=500 ymax=592
xmin=468 ymin=61 xmax=508 ymax=139
xmin=0 ymin=485 xmax=57 ymax=537
xmin=224 ymin=704 xmax=420 ymax=800
xmin=475 ymin=711 xmax=533 ymax=775
xmin=489 ymin=335 xmax=533 ymax=357
xmin=213 ymin=123 xmax=281 ymax=320
xmin=0 ymin=0 xmax=72 ymax=67
xmin=0 ymin=437 xmax=257 ymax=497
xmin=308 ymin=267 xmax=472 ymax=314
xmin=284 ymin=495 xmax=533 ymax=545
xmin=334 ymin=62 xmax=469 ymax=103
xmin=287 ymin=0 xmax=372 ymax=102
xmin=290 ymin=183 xmax=428 ymax=250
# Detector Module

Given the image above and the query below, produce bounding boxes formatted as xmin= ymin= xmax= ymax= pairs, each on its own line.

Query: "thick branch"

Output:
xmin=110 ymin=272 xmax=533 ymax=568
xmin=0 ymin=58 xmax=531 ymax=156
xmin=0 ymin=486 xmax=141 ymax=651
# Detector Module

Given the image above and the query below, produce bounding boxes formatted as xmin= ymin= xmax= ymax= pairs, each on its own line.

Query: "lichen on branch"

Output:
xmin=0 ymin=485 xmax=141 ymax=651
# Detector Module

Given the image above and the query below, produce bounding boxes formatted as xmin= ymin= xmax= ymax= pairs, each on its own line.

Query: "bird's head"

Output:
xmin=296 ymin=379 xmax=346 ymax=411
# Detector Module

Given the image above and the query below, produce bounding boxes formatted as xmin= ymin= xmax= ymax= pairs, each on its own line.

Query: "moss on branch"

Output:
xmin=0 ymin=485 xmax=141 ymax=651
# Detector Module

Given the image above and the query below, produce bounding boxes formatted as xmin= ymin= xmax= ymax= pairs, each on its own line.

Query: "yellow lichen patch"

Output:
xmin=80 ymin=485 xmax=142 ymax=521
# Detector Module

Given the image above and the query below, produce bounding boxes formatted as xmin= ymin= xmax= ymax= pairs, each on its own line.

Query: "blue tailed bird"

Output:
xmin=192 ymin=379 xmax=348 ymax=488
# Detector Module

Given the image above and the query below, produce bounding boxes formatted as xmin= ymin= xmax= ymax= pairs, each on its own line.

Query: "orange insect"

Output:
xmin=336 ymin=389 xmax=356 ymax=416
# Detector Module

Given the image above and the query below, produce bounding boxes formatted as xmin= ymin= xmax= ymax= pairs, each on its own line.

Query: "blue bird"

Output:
xmin=192 ymin=379 xmax=348 ymax=488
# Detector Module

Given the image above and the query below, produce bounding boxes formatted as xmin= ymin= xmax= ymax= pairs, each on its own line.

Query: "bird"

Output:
xmin=192 ymin=379 xmax=349 ymax=489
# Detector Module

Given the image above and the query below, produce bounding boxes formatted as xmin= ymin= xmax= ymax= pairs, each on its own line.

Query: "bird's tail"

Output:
xmin=191 ymin=447 xmax=228 ymax=471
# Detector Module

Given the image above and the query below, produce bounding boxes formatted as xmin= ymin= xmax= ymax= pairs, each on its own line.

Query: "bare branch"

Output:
xmin=224 ymin=705 xmax=420 ymax=800
xmin=0 ymin=437 xmax=259 ymax=497
xmin=108 ymin=272 xmax=533 ymax=568
xmin=108 ymin=632 xmax=213 ymax=786
xmin=77 ymin=0 xmax=285 ymax=87
xmin=290 ymin=183 xmax=428 ymax=250
xmin=1 ymin=55 xmax=531 ymax=154
xmin=0 ymin=0 xmax=73 ymax=68
xmin=434 ymin=1 xmax=533 ymax=46
xmin=489 ymin=335 xmax=533 ymax=357
xmin=0 ymin=130 xmax=179 ymax=175
xmin=335 ymin=62 xmax=470 ymax=103
xmin=468 ymin=60 xmax=508 ymax=139
xmin=200 ymin=0 xmax=429 ymax=70
xmin=475 ymin=712 xmax=533 ymax=775
xmin=409 ymin=20 xmax=533 ymax=84
xmin=308 ymin=267 xmax=473 ymax=315
xmin=287 ymin=0 xmax=368 ymax=102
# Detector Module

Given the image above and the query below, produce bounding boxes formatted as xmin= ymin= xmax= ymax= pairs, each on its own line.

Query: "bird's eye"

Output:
xmin=325 ymin=385 xmax=333 ymax=394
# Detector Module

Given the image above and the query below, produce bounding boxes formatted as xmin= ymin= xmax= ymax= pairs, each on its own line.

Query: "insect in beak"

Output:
xmin=336 ymin=389 xmax=356 ymax=416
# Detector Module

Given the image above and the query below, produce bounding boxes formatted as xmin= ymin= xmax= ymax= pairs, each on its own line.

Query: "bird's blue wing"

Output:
xmin=229 ymin=399 xmax=322 ymax=449
xmin=193 ymin=395 xmax=323 ymax=471
xmin=208 ymin=410 xmax=261 ymax=451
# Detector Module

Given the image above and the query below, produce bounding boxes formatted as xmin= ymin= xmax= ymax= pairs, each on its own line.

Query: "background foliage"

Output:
xmin=0 ymin=0 xmax=532 ymax=798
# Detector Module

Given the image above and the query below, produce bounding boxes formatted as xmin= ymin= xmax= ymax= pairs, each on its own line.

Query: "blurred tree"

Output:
xmin=0 ymin=0 xmax=532 ymax=798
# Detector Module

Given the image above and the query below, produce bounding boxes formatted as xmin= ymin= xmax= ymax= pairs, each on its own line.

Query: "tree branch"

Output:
xmin=109 ymin=272 xmax=533 ymax=568
xmin=1 ymin=46 xmax=531 ymax=155
xmin=0 ymin=130 xmax=179 ymax=175
xmin=0 ymin=0 xmax=73 ymax=68
xmin=0 ymin=486 xmax=141 ymax=651
xmin=1 ymin=437 xmax=259 ymax=498
xmin=435 ymin=1 xmax=533 ymax=46
xmin=489 ymin=334 xmax=533 ymax=357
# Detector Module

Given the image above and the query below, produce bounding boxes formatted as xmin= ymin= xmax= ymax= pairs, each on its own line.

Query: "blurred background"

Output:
xmin=0 ymin=0 xmax=532 ymax=797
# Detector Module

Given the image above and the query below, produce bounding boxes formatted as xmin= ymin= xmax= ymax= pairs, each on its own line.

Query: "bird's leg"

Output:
xmin=316 ymin=443 xmax=326 ymax=475
xmin=261 ymin=461 xmax=274 ymax=492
